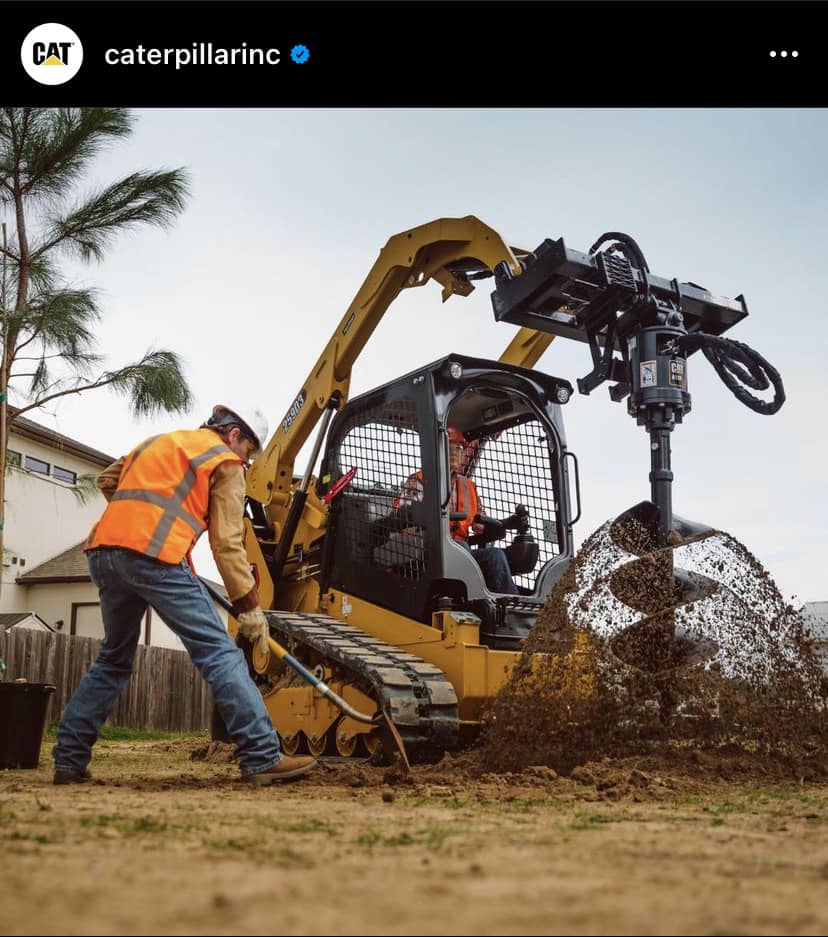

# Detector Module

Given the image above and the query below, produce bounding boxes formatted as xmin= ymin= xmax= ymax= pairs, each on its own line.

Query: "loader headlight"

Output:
xmin=448 ymin=361 xmax=463 ymax=380
xmin=556 ymin=386 xmax=570 ymax=403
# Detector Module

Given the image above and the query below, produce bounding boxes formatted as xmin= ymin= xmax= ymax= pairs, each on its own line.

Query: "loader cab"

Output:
xmin=319 ymin=354 xmax=577 ymax=650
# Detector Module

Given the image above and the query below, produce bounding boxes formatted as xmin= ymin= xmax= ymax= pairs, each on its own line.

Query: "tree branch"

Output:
xmin=12 ymin=320 xmax=43 ymax=357
xmin=32 ymin=169 xmax=189 ymax=262
xmin=14 ymin=353 xmax=66 ymax=361
xmin=12 ymin=374 xmax=122 ymax=416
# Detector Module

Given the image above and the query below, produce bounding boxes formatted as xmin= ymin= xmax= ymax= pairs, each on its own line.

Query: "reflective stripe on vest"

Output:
xmin=123 ymin=434 xmax=162 ymax=472
xmin=87 ymin=429 xmax=242 ymax=564
xmin=451 ymin=475 xmax=479 ymax=541
xmin=111 ymin=443 xmax=230 ymax=558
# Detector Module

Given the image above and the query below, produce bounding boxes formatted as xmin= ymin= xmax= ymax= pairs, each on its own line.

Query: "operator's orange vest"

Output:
xmin=392 ymin=471 xmax=480 ymax=541
xmin=451 ymin=474 xmax=480 ymax=542
xmin=85 ymin=429 xmax=242 ymax=564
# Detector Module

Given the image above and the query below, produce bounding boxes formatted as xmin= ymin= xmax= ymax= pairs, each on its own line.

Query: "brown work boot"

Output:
xmin=53 ymin=767 xmax=93 ymax=785
xmin=243 ymin=755 xmax=317 ymax=786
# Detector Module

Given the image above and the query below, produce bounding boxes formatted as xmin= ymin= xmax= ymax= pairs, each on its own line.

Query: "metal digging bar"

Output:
xmin=200 ymin=579 xmax=410 ymax=771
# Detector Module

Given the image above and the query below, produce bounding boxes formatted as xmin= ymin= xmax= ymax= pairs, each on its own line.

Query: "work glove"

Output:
xmin=236 ymin=608 xmax=270 ymax=656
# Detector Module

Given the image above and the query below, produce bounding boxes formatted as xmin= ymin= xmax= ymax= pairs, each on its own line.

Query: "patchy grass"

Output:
xmin=203 ymin=836 xmax=251 ymax=851
xmin=44 ymin=725 xmax=207 ymax=743
xmin=355 ymin=830 xmax=382 ymax=847
xmin=403 ymin=793 xmax=561 ymax=815
xmin=255 ymin=816 xmax=340 ymax=837
xmin=4 ymin=829 xmax=64 ymax=845
xmin=355 ymin=821 xmax=468 ymax=850
xmin=705 ymin=800 xmax=747 ymax=820
xmin=383 ymin=831 xmax=416 ymax=847
xmin=675 ymin=782 xmax=827 ymax=812
xmin=202 ymin=835 xmax=308 ymax=866
xmin=0 ymin=804 xmax=18 ymax=825
xmin=1 ymin=739 xmax=827 ymax=935
xmin=79 ymin=814 xmax=168 ymax=836
xmin=418 ymin=822 xmax=468 ymax=849
xmin=570 ymin=812 xmax=618 ymax=830
xmin=284 ymin=817 xmax=340 ymax=836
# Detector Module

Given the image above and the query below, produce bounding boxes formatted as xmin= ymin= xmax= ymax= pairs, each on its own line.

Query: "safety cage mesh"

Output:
xmin=464 ymin=418 xmax=561 ymax=591
xmin=331 ymin=398 xmax=428 ymax=582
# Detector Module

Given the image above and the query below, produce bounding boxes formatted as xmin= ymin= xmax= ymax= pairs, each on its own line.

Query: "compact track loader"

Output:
xmin=215 ymin=217 xmax=784 ymax=763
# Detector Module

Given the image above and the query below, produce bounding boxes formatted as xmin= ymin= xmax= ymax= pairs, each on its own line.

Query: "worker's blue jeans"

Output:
xmin=459 ymin=541 xmax=519 ymax=594
xmin=53 ymin=548 xmax=282 ymax=777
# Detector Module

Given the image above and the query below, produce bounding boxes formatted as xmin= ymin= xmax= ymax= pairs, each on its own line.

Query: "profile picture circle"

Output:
xmin=21 ymin=23 xmax=84 ymax=85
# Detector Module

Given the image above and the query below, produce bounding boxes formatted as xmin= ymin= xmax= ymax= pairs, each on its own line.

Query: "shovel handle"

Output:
xmin=199 ymin=577 xmax=409 ymax=769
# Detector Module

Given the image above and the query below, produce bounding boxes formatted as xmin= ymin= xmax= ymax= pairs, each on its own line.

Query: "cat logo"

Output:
xmin=33 ymin=42 xmax=73 ymax=67
xmin=21 ymin=23 xmax=83 ymax=85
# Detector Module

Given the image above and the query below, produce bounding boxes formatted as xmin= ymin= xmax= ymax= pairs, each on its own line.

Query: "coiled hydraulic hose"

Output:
xmin=670 ymin=332 xmax=785 ymax=415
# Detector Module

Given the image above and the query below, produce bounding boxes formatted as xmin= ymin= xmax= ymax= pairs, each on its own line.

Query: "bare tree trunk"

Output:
xmin=0 ymin=170 xmax=30 ymax=601
xmin=0 ymin=220 xmax=8 ymax=600
xmin=0 ymin=359 xmax=8 ymax=603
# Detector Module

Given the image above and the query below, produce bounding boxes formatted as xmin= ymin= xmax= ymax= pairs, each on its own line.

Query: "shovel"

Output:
xmin=200 ymin=578 xmax=410 ymax=770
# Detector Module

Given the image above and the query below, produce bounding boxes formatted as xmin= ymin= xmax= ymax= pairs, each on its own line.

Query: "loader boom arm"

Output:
xmin=247 ymin=216 xmax=541 ymax=505
xmin=498 ymin=327 xmax=556 ymax=370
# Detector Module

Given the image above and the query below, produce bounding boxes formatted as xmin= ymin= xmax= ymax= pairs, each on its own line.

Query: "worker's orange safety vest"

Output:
xmin=85 ymin=429 xmax=242 ymax=565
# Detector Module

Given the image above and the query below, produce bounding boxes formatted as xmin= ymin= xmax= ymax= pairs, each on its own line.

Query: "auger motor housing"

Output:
xmin=626 ymin=318 xmax=693 ymax=545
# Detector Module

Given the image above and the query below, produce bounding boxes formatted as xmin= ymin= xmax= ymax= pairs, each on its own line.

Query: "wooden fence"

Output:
xmin=0 ymin=629 xmax=212 ymax=733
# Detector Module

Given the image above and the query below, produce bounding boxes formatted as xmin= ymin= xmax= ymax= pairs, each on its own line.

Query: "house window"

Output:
xmin=53 ymin=465 xmax=77 ymax=484
xmin=24 ymin=455 xmax=50 ymax=475
xmin=7 ymin=449 xmax=21 ymax=467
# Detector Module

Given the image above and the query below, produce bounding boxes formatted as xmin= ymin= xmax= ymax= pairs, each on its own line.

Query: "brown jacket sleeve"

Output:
xmin=97 ymin=457 xmax=126 ymax=503
xmin=207 ymin=460 xmax=259 ymax=613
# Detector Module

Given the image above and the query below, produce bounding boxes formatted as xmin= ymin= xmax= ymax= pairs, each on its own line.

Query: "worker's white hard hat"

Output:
xmin=206 ymin=403 xmax=269 ymax=454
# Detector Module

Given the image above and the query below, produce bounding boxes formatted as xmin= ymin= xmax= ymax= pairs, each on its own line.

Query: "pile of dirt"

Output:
xmin=190 ymin=740 xmax=237 ymax=763
xmin=126 ymin=735 xmax=827 ymax=799
xmin=478 ymin=507 xmax=828 ymax=777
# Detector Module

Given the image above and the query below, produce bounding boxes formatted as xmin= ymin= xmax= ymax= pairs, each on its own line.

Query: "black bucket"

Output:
xmin=0 ymin=682 xmax=56 ymax=769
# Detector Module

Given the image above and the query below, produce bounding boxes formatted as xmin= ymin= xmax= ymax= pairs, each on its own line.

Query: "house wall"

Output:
xmin=20 ymin=580 xmax=195 ymax=650
xmin=2 ymin=428 xmax=109 ymax=611
xmin=22 ymin=581 xmax=101 ymax=633
xmin=19 ymin=580 xmax=227 ymax=651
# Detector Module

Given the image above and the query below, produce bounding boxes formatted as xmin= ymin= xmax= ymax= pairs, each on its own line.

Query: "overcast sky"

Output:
xmin=10 ymin=108 xmax=826 ymax=602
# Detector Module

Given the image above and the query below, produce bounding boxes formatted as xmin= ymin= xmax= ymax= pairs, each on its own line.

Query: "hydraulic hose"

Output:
xmin=672 ymin=332 xmax=785 ymax=415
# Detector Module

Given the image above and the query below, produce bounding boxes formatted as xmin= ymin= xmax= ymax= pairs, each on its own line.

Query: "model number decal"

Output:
xmin=282 ymin=389 xmax=307 ymax=434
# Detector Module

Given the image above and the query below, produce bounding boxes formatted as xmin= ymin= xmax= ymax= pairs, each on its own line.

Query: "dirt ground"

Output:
xmin=1 ymin=737 xmax=826 ymax=936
